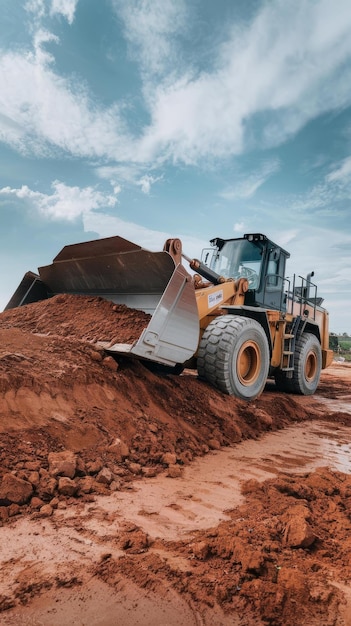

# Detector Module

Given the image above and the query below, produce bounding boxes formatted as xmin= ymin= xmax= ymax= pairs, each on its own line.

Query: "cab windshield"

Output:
xmin=210 ymin=239 xmax=264 ymax=290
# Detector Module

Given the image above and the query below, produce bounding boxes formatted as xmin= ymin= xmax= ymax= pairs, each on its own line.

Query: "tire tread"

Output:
xmin=198 ymin=315 xmax=270 ymax=400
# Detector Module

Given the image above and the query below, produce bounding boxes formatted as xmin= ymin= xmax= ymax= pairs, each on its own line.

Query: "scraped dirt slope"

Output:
xmin=0 ymin=294 xmax=351 ymax=626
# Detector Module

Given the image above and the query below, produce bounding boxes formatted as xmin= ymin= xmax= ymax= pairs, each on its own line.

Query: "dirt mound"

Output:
xmin=0 ymin=293 xmax=150 ymax=343
xmin=0 ymin=294 xmax=322 ymax=509
xmin=174 ymin=466 xmax=351 ymax=625
xmin=0 ymin=294 xmax=351 ymax=625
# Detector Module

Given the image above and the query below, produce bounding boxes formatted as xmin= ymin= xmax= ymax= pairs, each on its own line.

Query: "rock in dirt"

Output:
xmin=167 ymin=464 xmax=183 ymax=478
xmin=96 ymin=468 xmax=113 ymax=485
xmin=57 ymin=477 xmax=78 ymax=496
xmin=0 ymin=473 xmax=33 ymax=505
xmin=48 ymin=451 xmax=77 ymax=479
xmin=39 ymin=504 xmax=53 ymax=517
xmin=283 ymin=515 xmax=317 ymax=548
xmin=107 ymin=438 xmax=129 ymax=460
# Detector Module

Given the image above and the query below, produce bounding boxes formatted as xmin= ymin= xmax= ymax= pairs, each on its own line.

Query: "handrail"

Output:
xmin=261 ymin=273 xmax=319 ymax=320
xmin=285 ymin=275 xmax=319 ymax=320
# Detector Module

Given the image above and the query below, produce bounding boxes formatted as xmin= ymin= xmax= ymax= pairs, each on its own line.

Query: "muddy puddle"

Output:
xmin=315 ymin=394 xmax=351 ymax=414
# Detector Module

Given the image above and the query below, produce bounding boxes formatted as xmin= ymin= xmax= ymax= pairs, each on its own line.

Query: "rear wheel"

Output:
xmin=275 ymin=332 xmax=322 ymax=395
xmin=197 ymin=315 xmax=270 ymax=400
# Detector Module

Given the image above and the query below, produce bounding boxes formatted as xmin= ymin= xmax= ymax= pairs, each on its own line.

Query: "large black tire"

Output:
xmin=197 ymin=315 xmax=270 ymax=400
xmin=275 ymin=332 xmax=322 ymax=395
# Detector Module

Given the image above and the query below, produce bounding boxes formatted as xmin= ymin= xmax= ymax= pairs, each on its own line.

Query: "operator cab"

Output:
xmin=204 ymin=233 xmax=290 ymax=310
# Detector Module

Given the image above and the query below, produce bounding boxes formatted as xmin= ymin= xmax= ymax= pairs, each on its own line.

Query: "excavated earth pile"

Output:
xmin=0 ymin=294 xmax=351 ymax=625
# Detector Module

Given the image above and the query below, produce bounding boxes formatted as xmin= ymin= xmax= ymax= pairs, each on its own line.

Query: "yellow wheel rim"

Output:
xmin=237 ymin=341 xmax=261 ymax=386
xmin=305 ymin=350 xmax=317 ymax=382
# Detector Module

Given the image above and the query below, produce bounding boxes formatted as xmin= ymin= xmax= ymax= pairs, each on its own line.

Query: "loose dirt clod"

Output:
xmin=0 ymin=294 xmax=350 ymax=625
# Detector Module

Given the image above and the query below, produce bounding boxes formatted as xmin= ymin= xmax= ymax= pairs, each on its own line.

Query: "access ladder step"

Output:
xmin=281 ymin=328 xmax=297 ymax=371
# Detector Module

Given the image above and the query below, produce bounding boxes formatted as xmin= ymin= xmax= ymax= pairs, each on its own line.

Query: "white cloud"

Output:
xmin=25 ymin=0 xmax=46 ymax=21
xmin=97 ymin=164 xmax=142 ymax=185
xmin=0 ymin=181 xmax=119 ymax=221
xmin=136 ymin=0 xmax=351 ymax=163
xmin=33 ymin=29 xmax=59 ymax=65
xmin=285 ymin=160 xmax=351 ymax=217
xmin=50 ymin=0 xmax=78 ymax=24
xmin=273 ymin=230 xmax=299 ymax=249
xmin=112 ymin=183 xmax=122 ymax=195
xmin=3 ymin=0 xmax=351 ymax=168
xmin=326 ymin=157 xmax=351 ymax=183
xmin=111 ymin=0 xmax=188 ymax=77
xmin=139 ymin=73 xmax=246 ymax=163
xmin=97 ymin=165 xmax=163 ymax=195
xmin=220 ymin=160 xmax=280 ymax=201
xmin=233 ymin=222 xmax=245 ymax=233
xmin=25 ymin=0 xmax=78 ymax=24
xmin=279 ymin=228 xmax=351 ymax=288
xmin=137 ymin=174 xmax=163 ymax=194
xmin=0 ymin=44 xmax=132 ymax=160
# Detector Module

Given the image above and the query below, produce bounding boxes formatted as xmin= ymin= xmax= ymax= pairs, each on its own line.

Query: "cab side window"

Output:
xmin=266 ymin=250 xmax=281 ymax=289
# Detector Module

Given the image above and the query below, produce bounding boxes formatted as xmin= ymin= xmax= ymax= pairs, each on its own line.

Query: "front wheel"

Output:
xmin=197 ymin=315 xmax=270 ymax=400
xmin=275 ymin=332 xmax=322 ymax=395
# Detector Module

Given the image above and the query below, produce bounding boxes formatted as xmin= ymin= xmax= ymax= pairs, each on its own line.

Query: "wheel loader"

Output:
xmin=5 ymin=232 xmax=333 ymax=400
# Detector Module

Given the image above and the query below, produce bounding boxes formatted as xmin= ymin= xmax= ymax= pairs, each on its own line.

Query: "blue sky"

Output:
xmin=1 ymin=0 xmax=351 ymax=333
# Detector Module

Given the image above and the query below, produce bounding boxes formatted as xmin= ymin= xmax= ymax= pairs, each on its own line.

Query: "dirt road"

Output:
xmin=0 ymin=295 xmax=351 ymax=625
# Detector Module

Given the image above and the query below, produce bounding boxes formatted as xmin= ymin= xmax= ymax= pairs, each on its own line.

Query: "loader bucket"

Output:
xmin=4 ymin=271 xmax=48 ymax=310
xmin=100 ymin=262 xmax=200 ymax=367
xmin=6 ymin=235 xmax=200 ymax=368
xmin=38 ymin=236 xmax=178 ymax=313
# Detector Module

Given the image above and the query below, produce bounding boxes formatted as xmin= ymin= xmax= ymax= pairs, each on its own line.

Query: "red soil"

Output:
xmin=0 ymin=294 xmax=350 ymax=625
